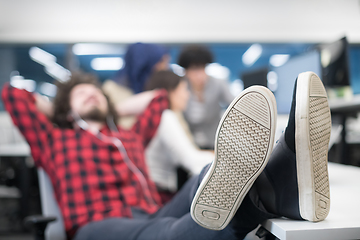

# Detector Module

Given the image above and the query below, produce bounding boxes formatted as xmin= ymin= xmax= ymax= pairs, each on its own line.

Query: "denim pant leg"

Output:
xmin=149 ymin=175 xmax=199 ymax=219
xmin=138 ymin=168 xmax=239 ymax=240
xmin=74 ymin=168 xmax=238 ymax=240
xmin=74 ymin=214 xmax=238 ymax=240
xmin=146 ymin=164 xmax=276 ymax=240
xmin=74 ymin=164 xmax=271 ymax=240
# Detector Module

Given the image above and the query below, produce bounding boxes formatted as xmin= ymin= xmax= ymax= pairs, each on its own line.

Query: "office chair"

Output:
xmin=25 ymin=168 xmax=66 ymax=240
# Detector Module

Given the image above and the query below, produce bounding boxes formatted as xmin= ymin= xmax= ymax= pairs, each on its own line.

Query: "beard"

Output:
xmin=80 ymin=107 xmax=107 ymax=122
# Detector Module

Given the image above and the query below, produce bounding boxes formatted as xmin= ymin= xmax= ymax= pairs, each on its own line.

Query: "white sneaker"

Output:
xmin=190 ymin=86 xmax=277 ymax=230
xmin=295 ymin=71 xmax=331 ymax=221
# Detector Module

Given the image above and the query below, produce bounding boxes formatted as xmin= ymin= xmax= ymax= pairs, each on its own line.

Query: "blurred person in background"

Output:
xmin=113 ymin=42 xmax=170 ymax=94
xmin=178 ymin=44 xmax=234 ymax=149
xmin=144 ymin=70 xmax=214 ymax=203
xmin=103 ymin=42 xmax=170 ymax=129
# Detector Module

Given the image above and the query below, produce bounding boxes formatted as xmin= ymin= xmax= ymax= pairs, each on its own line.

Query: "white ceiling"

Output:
xmin=0 ymin=0 xmax=360 ymax=44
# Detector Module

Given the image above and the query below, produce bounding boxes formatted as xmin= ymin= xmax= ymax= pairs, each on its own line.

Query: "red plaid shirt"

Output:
xmin=2 ymin=83 xmax=169 ymax=237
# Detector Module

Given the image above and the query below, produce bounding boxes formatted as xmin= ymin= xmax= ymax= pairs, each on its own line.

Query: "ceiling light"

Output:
xmin=39 ymin=82 xmax=57 ymax=97
xmin=205 ymin=63 xmax=230 ymax=80
xmin=242 ymin=44 xmax=262 ymax=67
xmin=91 ymin=57 xmax=124 ymax=71
xmin=269 ymin=54 xmax=290 ymax=67
xmin=170 ymin=64 xmax=185 ymax=77
xmin=73 ymin=43 xmax=125 ymax=55
xmin=267 ymin=71 xmax=278 ymax=92
xmin=10 ymin=76 xmax=36 ymax=92
xmin=45 ymin=62 xmax=71 ymax=82
xmin=29 ymin=47 xmax=57 ymax=67
xmin=230 ymin=79 xmax=244 ymax=96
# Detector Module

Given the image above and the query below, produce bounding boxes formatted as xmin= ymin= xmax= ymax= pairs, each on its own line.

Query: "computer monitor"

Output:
xmin=317 ymin=37 xmax=350 ymax=87
xmin=272 ymin=50 xmax=322 ymax=114
xmin=241 ymin=67 xmax=268 ymax=89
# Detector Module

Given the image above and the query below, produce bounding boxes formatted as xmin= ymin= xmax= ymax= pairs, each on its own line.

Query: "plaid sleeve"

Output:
xmin=1 ymin=83 xmax=54 ymax=166
xmin=131 ymin=89 xmax=169 ymax=148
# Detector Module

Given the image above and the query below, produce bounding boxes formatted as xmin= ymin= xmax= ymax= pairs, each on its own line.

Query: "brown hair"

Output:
xmin=177 ymin=44 xmax=213 ymax=69
xmin=145 ymin=70 xmax=183 ymax=92
xmin=52 ymin=71 xmax=119 ymax=129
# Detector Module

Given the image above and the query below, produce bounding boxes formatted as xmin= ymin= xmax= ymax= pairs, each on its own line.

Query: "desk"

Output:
xmin=261 ymin=162 xmax=360 ymax=240
xmin=0 ymin=143 xmax=30 ymax=157
xmin=329 ymin=95 xmax=360 ymax=114
xmin=329 ymin=95 xmax=360 ymax=165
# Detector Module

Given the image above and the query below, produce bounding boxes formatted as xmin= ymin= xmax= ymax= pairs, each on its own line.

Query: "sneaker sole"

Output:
xmin=296 ymin=72 xmax=331 ymax=221
xmin=190 ymin=86 xmax=277 ymax=230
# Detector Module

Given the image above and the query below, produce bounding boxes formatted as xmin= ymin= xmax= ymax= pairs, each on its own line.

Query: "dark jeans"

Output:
xmin=74 ymin=167 xmax=273 ymax=240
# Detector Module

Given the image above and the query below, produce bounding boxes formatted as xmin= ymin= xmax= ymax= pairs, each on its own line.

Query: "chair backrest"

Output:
xmin=1 ymin=112 xmax=66 ymax=239
xmin=0 ymin=112 xmax=31 ymax=156
xmin=38 ymin=168 xmax=66 ymax=240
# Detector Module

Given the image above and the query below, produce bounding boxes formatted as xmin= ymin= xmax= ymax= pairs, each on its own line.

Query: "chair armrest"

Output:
xmin=24 ymin=215 xmax=57 ymax=240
